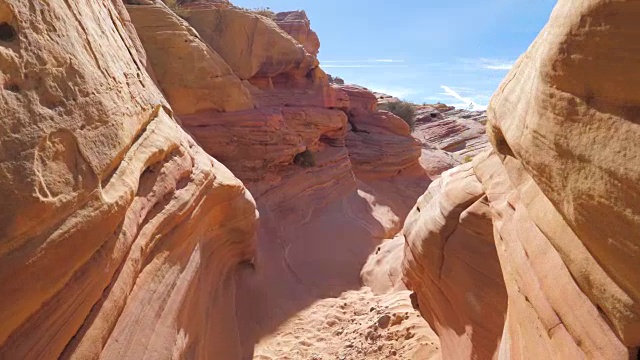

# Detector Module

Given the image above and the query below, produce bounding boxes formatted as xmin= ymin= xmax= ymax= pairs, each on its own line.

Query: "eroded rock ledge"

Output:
xmin=0 ymin=1 xmax=432 ymax=359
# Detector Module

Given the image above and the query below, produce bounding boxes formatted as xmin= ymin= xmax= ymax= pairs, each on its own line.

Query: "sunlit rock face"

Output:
xmin=127 ymin=3 xmax=254 ymax=116
xmin=0 ymin=1 xmax=257 ymax=359
xmin=122 ymin=3 xmax=432 ymax=359
xmin=402 ymin=160 xmax=507 ymax=360
xmin=403 ymin=0 xmax=640 ymax=358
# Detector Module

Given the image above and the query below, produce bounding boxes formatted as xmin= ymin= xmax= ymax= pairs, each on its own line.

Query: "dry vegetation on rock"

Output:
xmin=236 ymin=6 xmax=276 ymax=19
xmin=377 ymin=100 xmax=417 ymax=129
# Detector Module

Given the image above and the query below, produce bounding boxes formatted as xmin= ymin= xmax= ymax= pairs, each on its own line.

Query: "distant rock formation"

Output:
xmin=413 ymin=108 xmax=489 ymax=162
xmin=327 ymin=73 xmax=345 ymax=85
xmin=274 ymin=10 xmax=320 ymax=57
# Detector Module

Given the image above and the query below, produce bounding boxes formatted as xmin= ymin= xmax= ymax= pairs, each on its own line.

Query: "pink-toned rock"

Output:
xmin=404 ymin=1 xmax=640 ymax=358
xmin=412 ymin=110 xmax=489 ymax=160
xmin=338 ymin=86 xmax=422 ymax=178
xmin=341 ymin=85 xmax=378 ymax=116
xmin=419 ymin=148 xmax=460 ymax=179
xmin=414 ymin=105 xmax=446 ymax=122
xmin=181 ymin=107 xmax=347 ymax=182
xmin=373 ymin=91 xmax=400 ymax=104
xmin=274 ymin=11 xmax=320 ymax=56
xmin=402 ymin=162 xmax=507 ymax=360
xmin=0 ymin=1 xmax=257 ymax=359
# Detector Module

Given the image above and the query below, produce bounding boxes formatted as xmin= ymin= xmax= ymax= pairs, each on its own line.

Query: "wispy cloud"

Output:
xmin=439 ymin=85 xmax=488 ymax=110
xmin=368 ymin=86 xmax=416 ymax=100
xmin=322 ymin=59 xmax=405 ymax=63
xmin=322 ymin=59 xmax=408 ymax=68
xmin=370 ymin=59 xmax=405 ymax=63
xmin=482 ymin=61 xmax=513 ymax=70
xmin=455 ymin=58 xmax=515 ymax=71
xmin=322 ymin=65 xmax=409 ymax=68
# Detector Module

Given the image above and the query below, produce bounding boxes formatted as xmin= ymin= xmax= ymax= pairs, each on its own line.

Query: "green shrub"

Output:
xmin=293 ymin=149 xmax=316 ymax=168
xmin=463 ymin=155 xmax=473 ymax=163
xmin=378 ymin=100 xmax=416 ymax=129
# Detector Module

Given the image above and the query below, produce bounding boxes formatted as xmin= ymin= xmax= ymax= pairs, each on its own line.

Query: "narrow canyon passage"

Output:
xmin=251 ymin=288 xmax=440 ymax=360
xmin=2 ymin=1 xmax=639 ymax=359
xmin=235 ymin=172 xmax=439 ymax=359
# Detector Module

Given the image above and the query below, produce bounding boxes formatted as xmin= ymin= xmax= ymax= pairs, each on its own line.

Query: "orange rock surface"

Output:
xmin=403 ymin=0 xmax=640 ymax=358
xmin=4 ymin=0 xmax=639 ymax=359
xmin=274 ymin=11 xmax=320 ymax=57
xmin=402 ymin=162 xmax=507 ymax=359
xmin=0 ymin=1 xmax=257 ymax=359
xmin=127 ymin=3 xmax=254 ymax=115
xmin=135 ymin=7 xmax=434 ymax=359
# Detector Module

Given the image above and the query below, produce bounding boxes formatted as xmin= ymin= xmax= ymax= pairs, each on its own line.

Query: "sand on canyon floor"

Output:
xmin=253 ymin=288 xmax=441 ymax=360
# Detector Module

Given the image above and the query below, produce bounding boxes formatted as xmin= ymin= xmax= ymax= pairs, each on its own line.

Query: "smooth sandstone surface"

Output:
xmin=403 ymin=0 xmax=640 ymax=359
xmin=340 ymin=85 xmax=422 ymax=179
xmin=186 ymin=8 xmax=313 ymax=80
xmin=4 ymin=0 xmax=640 ymax=359
xmin=487 ymin=0 xmax=640 ymax=349
xmin=0 ymin=1 xmax=257 ymax=359
xmin=402 ymin=162 xmax=507 ymax=360
xmin=127 ymin=3 xmax=254 ymax=115
xmin=120 ymin=3 xmax=434 ymax=359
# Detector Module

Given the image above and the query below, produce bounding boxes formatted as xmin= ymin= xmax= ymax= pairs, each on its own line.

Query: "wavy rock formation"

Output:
xmin=120 ymin=2 xmax=434 ymax=359
xmin=403 ymin=0 xmax=640 ymax=358
xmin=371 ymin=90 xmax=485 ymax=178
xmin=187 ymin=7 xmax=314 ymax=82
xmin=127 ymin=3 xmax=253 ymax=115
xmin=341 ymin=85 xmax=422 ymax=179
xmin=0 ymin=1 xmax=257 ymax=360
xmin=402 ymin=162 xmax=507 ymax=360
xmin=412 ymin=109 xmax=489 ymax=162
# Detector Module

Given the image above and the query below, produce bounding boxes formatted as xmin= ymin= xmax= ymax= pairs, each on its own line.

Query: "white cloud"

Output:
xmin=368 ymin=86 xmax=416 ymax=100
xmin=322 ymin=64 xmax=409 ymax=68
xmin=483 ymin=62 xmax=513 ymax=70
xmin=439 ymin=85 xmax=487 ymax=110
xmin=478 ymin=58 xmax=514 ymax=71
xmin=322 ymin=59 xmax=405 ymax=63
xmin=370 ymin=59 xmax=404 ymax=63
xmin=457 ymin=58 xmax=515 ymax=71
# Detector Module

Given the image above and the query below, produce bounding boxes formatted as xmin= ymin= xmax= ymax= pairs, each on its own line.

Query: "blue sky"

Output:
xmin=232 ymin=0 xmax=557 ymax=109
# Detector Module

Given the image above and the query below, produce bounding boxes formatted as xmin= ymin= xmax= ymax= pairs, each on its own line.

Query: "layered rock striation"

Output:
xmin=0 ymin=1 xmax=257 ymax=359
xmin=402 ymin=0 xmax=640 ymax=358
xmin=123 ymin=2 xmax=432 ymax=359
